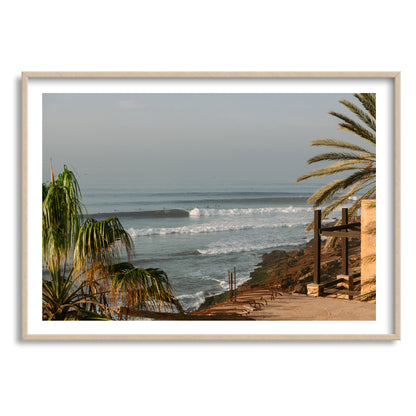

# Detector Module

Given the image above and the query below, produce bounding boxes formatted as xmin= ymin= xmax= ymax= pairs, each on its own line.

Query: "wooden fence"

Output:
xmin=314 ymin=207 xmax=361 ymax=285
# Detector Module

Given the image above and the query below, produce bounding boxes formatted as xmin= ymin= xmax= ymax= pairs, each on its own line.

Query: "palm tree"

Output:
xmin=296 ymin=93 xmax=376 ymax=230
xmin=42 ymin=163 xmax=183 ymax=320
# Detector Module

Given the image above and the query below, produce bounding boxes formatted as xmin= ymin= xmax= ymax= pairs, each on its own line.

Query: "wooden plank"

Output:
xmin=319 ymin=278 xmax=344 ymax=288
xmin=320 ymin=222 xmax=360 ymax=232
xmin=320 ymin=230 xmax=361 ymax=238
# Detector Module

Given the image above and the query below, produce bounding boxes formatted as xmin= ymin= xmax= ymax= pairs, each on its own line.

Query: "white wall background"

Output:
xmin=1 ymin=1 xmax=413 ymax=415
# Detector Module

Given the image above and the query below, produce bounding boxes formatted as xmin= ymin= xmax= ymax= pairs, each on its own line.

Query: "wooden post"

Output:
xmin=228 ymin=270 xmax=231 ymax=300
xmin=234 ymin=266 xmax=237 ymax=302
xmin=341 ymin=208 xmax=349 ymax=276
xmin=314 ymin=210 xmax=321 ymax=284
xmin=348 ymin=275 xmax=354 ymax=300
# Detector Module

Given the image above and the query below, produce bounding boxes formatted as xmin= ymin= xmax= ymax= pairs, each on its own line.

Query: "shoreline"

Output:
xmin=194 ymin=237 xmax=362 ymax=316
xmin=117 ymin=229 xmax=374 ymax=321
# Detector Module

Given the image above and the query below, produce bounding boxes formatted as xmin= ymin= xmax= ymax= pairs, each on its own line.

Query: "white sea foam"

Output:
xmin=210 ymin=278 xmax=229 ymax=290
xmin=197 ymin=240 xmax=301 ymax=256
xmin=189 ymin=208 xmax=201 ymax=217
xmin=188 ymin=206 xmax=311 ymax=217
xmin=177 ymin=291 xmax=205 ymax=300
xmin=128 ymin=220 xmax=307 ymax=237
xmin=211 ymin=275 xmax=251 ymax=288
xmin=176 ymin=291 xmax=206 ymax=311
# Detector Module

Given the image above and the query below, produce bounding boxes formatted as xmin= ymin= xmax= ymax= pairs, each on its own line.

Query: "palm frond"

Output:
xmin=346 ymin=186 xmax=376 ymax=216
xmin=42 ymin=165 xmax=181 ymax=320
xmin=42 ymin=166 xmax=85 ymax=271
xmin=307 ymin=151 xmax=374 ymax=164
xmin=329 ymin=111 xmax=376 ymax=145
xmin=73 ymin=216 xmax=134 ymax=279
xmin=304 ymin=182 xmax=367 ymax=232
xmin=307 ymin=179 xmax=346 ymax=207
xmin=42 ymin=276 xmax=111 ymax=320
xmin=310 ymin=138 xmax=374 ymax=155
xmin=297 ymin=93 xmax=376 ymax=238
xmin=307 ymin=168 xmax=375 ymax=209
xmin=354 ymin=93 xmax=376 ymax=120
xmin=297 ymin=160 xmax=369 ymax=182
xmin=320 ymin=182 xmax=375 ymax=219
xmin=339 ymin=99 xmax=376 ymax=132
xmin=111 ymin=267 xmax=183 ymax=313
xmin=340 ymin=168 xmax=375 ymax=189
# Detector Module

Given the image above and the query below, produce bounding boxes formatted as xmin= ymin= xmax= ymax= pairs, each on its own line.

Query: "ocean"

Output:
xmin=82 ymin=182 xmax=338 ymax=312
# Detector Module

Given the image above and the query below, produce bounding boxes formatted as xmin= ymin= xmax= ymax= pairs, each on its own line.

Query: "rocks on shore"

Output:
xmin=197 ymin=239 xmax=361 ymax=312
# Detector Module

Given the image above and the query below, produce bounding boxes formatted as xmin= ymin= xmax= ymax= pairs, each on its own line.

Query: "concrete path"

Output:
xmin=247 ymin=293 xmax=375 ymax=320
xmin=194 ymin=291 xmax=376 ymax=321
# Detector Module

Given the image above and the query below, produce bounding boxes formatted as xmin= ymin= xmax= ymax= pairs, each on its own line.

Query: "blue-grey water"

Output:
xmin=81 ymin=182 xmax=344 ymax=312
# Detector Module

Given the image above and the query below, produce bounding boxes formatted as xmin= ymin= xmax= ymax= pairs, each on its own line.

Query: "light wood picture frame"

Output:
xmin=22 ymin=72 xmax=400 ymax=340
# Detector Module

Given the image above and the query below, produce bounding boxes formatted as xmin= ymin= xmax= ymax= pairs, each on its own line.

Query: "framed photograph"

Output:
xmin=22 ymin=72 xmax=400 ymax=340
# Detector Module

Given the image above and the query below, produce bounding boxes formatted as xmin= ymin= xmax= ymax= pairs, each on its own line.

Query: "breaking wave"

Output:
xmin=128 ymin=220 xmax=307 ymax=237
xmin=92 ymin=205 xmax=311 ymax=220
xmin=197 ymin=241 xmax=301 ymax=256
xmin=188 ymin=206 xmax=311 ymax=217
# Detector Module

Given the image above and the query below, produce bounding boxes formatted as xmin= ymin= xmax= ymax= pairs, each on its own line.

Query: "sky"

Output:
xmin=42 ymin=93 xmax=359 ymax=190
